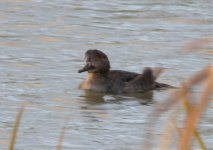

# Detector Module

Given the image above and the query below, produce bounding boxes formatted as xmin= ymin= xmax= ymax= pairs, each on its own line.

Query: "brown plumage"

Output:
xmin=78 ymin=49 xmax=171 ymax=94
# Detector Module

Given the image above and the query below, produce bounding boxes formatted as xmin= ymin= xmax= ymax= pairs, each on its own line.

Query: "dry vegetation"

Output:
xmin=146 ymin=65 xmax=212 ymax=150
xmin=146 ymin=38 xmax=212 ymax=150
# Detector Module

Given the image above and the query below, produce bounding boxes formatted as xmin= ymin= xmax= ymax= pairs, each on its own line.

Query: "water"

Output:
xmin=0 ymin=0 xmax=212 ymax=149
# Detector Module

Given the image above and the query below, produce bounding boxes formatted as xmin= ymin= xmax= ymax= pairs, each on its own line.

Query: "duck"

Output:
xmin=78 ymin=49 xmax=171 ymax=94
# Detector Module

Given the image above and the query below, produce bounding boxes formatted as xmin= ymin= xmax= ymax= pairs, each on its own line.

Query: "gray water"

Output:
xmin=0 ymin=0 xmax=212 ymax=150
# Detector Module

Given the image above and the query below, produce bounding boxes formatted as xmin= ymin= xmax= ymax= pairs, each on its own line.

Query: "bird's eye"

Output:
xmin=84 ymin=56 xmax=91 ymax=64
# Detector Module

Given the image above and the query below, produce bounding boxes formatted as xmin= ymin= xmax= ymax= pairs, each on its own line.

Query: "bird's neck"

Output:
xmin=87 ymin=72 xmax=108 ymax=82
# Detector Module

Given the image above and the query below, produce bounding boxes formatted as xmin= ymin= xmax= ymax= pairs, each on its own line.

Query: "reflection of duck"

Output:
xmin=82 ymin=90 xmax=105 ymax=104
xmin=82 ymin=90 xmax=154 ymax=105
xmin=78 ymin=49 xmax=172 ymax=94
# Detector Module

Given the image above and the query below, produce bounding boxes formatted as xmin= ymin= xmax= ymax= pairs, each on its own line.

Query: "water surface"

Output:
xmin=0 ymin=0 xmax=212 ymax=149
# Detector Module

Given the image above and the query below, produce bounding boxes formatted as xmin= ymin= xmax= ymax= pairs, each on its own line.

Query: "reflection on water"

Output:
xmin=81 ymin=90 xmax=154 ymax=105
xmin=81 ymin=90 xmax=106 ymax=104
xmin=0 ymin=0 xmax=212 ymax=149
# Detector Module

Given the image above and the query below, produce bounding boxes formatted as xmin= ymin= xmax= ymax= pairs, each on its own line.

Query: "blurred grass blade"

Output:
xmin=181 ymin=97 xmax=207 ymax=150
xmin=179 ymin=67 xmax=212 ymax=150
xmin=183 ymin=37 xmax=213 ymax=52
xmin=160 ymin=109 xmax=179 ymax=150
xmin=9 ymin=104 xmax=25 ymax=150
xmin=56 ymin=118 xmax=69 ymax=150
xmin=194 ymin=130 xmax=206 ymax=150
xmin=56 ymin=126 xmax=66 ymax=150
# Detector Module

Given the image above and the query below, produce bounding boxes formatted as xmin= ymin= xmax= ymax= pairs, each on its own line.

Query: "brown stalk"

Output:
xmin=56 ymin=117 xmax=69 ymax=150
xmin=179 ymin=67 xmax=212 ymax=150
xmin=9 ymin=104 xmax=25 ymax=150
